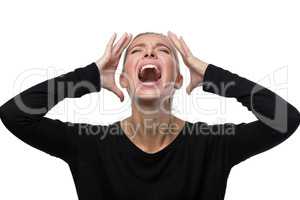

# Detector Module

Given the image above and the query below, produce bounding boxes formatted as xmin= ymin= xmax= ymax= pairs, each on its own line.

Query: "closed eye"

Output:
xmin=131 ymin=49 xmax=141 ymax=54
xmin=160 ymin=49 xmax=170 ymax=54
xmin=130 ymin=48 xmax=169 ymax=54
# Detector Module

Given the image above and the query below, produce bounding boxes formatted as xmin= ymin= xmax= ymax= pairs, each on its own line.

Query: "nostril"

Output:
xmin=144 ymin=53 xmax=156 ymax=58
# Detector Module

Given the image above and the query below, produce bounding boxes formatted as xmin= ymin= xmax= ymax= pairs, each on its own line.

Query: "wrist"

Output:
xmin=95 ymin=60 xmax=103 ymax=73
xmin=94 ymin=60 xmax=104 ymax=89
xmin=195 ymin=58 xmax=209 ymax=76
xmin=200 ymin=61 xmax=208 ymax=75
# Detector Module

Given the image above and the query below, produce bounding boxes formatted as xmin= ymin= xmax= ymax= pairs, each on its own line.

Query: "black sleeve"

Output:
xmin=0 ymin=62 xmax=101 ymax=162
xmin=202 ymin=64 xmax=300 ymax=167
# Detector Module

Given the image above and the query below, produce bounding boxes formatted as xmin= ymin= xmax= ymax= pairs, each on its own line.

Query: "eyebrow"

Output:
xmin=128 ymin=42 xmax=172 ymax=52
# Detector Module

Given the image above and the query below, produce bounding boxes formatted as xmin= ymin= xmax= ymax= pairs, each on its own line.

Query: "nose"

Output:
xmin=143 ymin=48 xmax=157 ymax=59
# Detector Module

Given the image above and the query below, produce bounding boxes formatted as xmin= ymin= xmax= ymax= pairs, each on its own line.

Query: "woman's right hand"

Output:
xmin=96 ymin=32 xmax=132 ymax=102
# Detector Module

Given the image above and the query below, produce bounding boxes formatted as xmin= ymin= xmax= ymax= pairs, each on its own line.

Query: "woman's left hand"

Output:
xmin=167 ymin=31 xmax=209 ymax=94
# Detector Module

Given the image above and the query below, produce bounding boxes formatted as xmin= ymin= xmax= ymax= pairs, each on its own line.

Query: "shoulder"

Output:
xmin=183 ymin=121 xmax=238 ymax=148
xmin=67 ymin=122 xmax=118 ymax=160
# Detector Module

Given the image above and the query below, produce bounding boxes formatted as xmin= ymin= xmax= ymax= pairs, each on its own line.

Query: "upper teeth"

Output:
xmin=140 ymin=64 xmax=159 ymax=72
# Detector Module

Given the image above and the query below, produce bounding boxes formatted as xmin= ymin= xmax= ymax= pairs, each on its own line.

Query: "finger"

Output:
xmin=179 ymin=36 xmax=192 ymax=57
xmin=166 ymin=32 xmax=178 ymax=52
xmin=104 ymin=32 xmax=117 ymax=57
xmin=166 ymin=36 xmax=176 ymax=50
xmin=167 ymin=31 xmax=185 ymax=56
xmin=121 ymin=33 xmax=133 ymax=54
xmin=167 ymin=31 xmax=180 ymax=49
xmin=113 ymin=33 xmax=128 ymax=55
xmin=116 ymin=33 xmax=133 ymax=57
xmin=167 ymin=31 xmax=178 ymax=47
xmin=111 ymin=85 xmax=125 ymax=102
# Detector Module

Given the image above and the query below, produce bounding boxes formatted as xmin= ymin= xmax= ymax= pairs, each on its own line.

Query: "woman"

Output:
xmin=0 ymin=31 xmax=299 ymax=200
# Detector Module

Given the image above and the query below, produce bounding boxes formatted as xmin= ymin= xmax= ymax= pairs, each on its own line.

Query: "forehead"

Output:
xmin=128 ymin=34 xmax=172 ymax=49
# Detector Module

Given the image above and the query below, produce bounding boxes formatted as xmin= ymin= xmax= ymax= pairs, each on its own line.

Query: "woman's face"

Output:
xmin=120 ymin=34 xmax=182 ymax=101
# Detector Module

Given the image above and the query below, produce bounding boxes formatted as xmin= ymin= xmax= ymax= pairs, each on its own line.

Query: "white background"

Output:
xmin=0 ymin=0 xmax=299 ymax=199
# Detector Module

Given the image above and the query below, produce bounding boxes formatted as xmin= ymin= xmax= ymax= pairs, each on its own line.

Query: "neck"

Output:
xmin=123 ymin=97 xmax=182 ymax=153
xmin=132 ymin=97 xmax=173 ymax=135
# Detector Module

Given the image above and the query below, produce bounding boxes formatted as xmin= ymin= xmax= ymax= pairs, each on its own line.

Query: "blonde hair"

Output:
xmin=122 ymin=32 xmax=180 ymax=73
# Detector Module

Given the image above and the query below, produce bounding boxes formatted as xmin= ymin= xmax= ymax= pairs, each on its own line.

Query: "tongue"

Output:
xmin=139 ymin=68 xmax=161 ymax=82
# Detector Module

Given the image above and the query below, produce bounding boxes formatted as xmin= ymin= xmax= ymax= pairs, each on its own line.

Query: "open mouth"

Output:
xmin=138 ymin=64 xmax=162 ymax=83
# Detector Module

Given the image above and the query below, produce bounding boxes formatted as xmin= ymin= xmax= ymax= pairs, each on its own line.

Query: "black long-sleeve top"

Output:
xmin=0 ymin=62 xmax=299 ymax=200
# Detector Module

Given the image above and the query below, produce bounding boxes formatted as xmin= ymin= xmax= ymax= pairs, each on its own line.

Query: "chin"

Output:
xmin=134 ymin=91 xmax=161 ymax=101
xmin=132 ymin=84 xmax=175 ymax=102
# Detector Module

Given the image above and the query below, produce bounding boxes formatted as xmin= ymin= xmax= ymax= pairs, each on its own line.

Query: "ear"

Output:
xmin=119 ymin=72 xmax=129 ymax=88
xmin=174 ymin=73 xmax=183 ymax=89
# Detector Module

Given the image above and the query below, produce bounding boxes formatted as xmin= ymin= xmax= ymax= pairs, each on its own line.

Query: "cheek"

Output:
xmin=123 ymin=58 xmax=139 ymax=82
xmin=125 ymin=53 xmax=140 ymax=66
xmin=159 ymin=57 xmax=177 ymax=79
xmin=159 ymin=53 xmax=174 ymax=66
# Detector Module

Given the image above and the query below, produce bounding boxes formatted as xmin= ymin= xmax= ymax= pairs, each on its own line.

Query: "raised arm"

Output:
xmin=168 ymin=31 xmax=300 ymax=167
xmin=0 ymin=32 xmax=132 ymax=162
xmin=202 ymin=64 xmax=300 ymax=167
xmin=0 ymin=62 xmax=101 ymax=162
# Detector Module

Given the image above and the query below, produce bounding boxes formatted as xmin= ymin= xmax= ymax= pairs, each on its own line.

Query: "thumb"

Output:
xmin=186 ymin=83 xmax=193 ymax=95
xmin=111 ymin=84 xmax=125 ymax=102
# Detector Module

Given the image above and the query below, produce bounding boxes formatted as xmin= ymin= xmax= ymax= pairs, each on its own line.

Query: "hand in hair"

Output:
xmin=96 ymin=32 xmax=133 ymax=102
xmin=167 ymin=31 xmax=208 ymax=94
